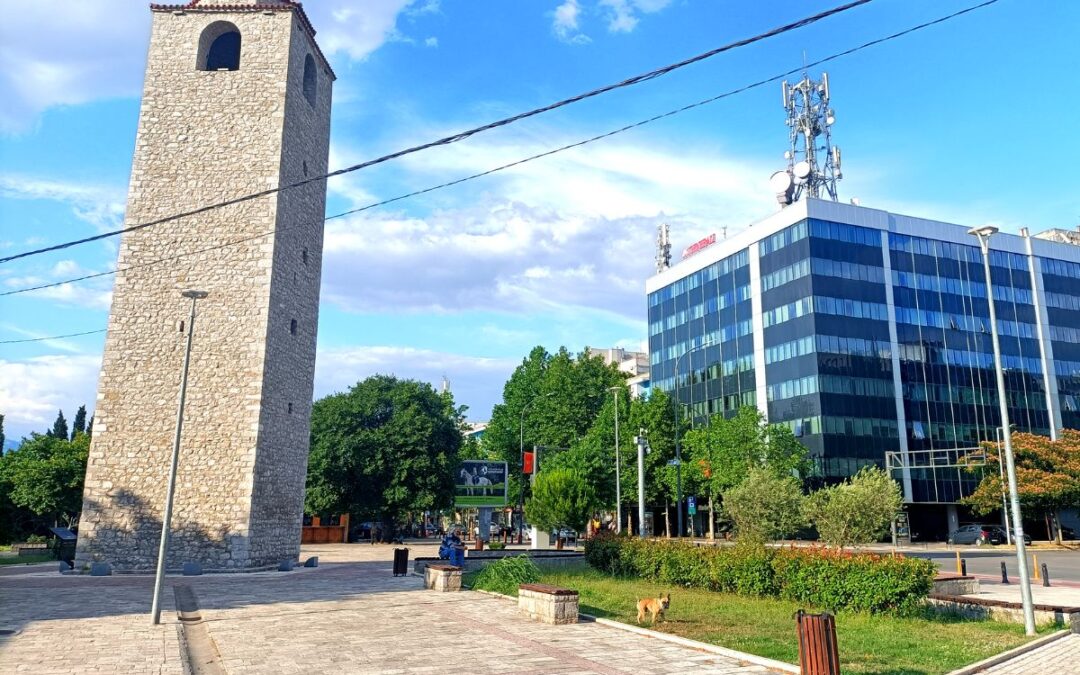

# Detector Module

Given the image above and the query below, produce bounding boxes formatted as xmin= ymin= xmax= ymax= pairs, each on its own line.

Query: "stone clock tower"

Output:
xmin=75 ymin=0 xmax=333 ymax=571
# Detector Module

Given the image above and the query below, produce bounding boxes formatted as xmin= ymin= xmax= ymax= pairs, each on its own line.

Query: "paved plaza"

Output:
xmin=0 ymin=543 xmax=782 ymax=674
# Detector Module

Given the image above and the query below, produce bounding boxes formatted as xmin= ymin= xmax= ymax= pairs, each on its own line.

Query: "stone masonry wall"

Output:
xmin=75 ymin=5 xmax=333 ymax=571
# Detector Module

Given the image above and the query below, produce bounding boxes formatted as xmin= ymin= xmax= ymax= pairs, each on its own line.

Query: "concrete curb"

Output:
xmin=465 ymin=586 xmax=798 ymax=673
xmin=945 ymin=629 xmax=1070 ymax=675
xmin=582 ymin=613 xmax=800 ymax=674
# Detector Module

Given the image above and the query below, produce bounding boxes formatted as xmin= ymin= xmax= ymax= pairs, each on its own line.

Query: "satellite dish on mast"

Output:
xmin=770 ymin=170 xmax=795 ymax=207
xmin=793 ymin=161 xmax=812 ymax=180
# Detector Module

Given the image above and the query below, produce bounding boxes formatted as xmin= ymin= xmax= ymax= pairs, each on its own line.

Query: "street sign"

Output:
xmin=687 ymin=496 xmax=697 ymax=515
xmin=523 ymin=451 xmax=535 ymax=474
xmin=667 ymin=458 xmax=681 ymax=466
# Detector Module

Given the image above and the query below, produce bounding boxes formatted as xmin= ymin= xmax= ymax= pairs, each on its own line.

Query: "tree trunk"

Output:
xmin=1055 ymin=510 xmax=1064 ymax=545
xmin=707 ymin=492 xmax=715 ymax=541
xmin=664 ymin=502 xmax=672 ymax=538
xmin=1045 ymin=512 xmax=1053 ymax=542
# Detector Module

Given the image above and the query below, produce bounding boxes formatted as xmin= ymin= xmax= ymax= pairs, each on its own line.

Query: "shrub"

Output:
xmin=470 ymin=555 xmax=540 ymax=596
xmin=487 ymin=540 xmax=506 ymax=550
xmin=722 ymin=468 xmax=805 ymax=543
xmin=584 ymin=536 xmax=934 ymax=614
xmin=805 ymin=467 xmax=902 ymax=548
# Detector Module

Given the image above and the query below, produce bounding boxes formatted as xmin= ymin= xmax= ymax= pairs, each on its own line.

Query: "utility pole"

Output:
xmin=151 ymin=289 xmax=208 ymax=625
xmin=636 ymin=429 xmax=648 ymax=539
xmin=970 ymin=225 xmax=1035 ymax=636
xmin=609 ymin=386 xmax=622 ymax=533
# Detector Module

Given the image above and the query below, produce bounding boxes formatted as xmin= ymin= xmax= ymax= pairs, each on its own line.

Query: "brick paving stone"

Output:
xmin=0 ymin=544 xmax=783 ymax=674
xmin=979 ymin=634 xmax=1080 ymax=674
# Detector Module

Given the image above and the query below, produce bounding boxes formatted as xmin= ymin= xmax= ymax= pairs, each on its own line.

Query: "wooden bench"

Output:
xmin=518 ymin=583 xmax=579 ymax=625
xmin=424 ymin=564 xmax=462 ymax=592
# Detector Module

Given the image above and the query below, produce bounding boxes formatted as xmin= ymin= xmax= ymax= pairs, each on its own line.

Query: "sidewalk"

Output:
xmin=977 ymin=634 xmax=1080 ymax=674
xmin=0 ymin=543 xmax=783 ymax=674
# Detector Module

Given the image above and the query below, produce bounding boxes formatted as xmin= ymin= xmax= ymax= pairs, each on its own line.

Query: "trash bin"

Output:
xmin=49 ymin=527 xmax=78 ymax=565
xmin=795 ymin=610 xmax=839 ymax=675
xmin=392 ymin=547 xmax=409 ymax=577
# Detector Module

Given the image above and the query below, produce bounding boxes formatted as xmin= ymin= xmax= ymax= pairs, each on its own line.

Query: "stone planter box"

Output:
xmin=424 ymin=564 xmax=462 ymax=592
xmin=518 ymin=583 xmax=579 ymax=625
xmin=932 ymin=574 xmax=980 ymax=596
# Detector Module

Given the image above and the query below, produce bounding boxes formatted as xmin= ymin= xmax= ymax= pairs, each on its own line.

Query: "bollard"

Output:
xmin=955 ymin=550 xmax=962 ymax=574
xmin=1042 ymin=563 xmax=1050 ymax=587
xmin=961 ymin=559 xmax=967 ymax=576
xmin=1033 ymin=554 xmax=1040 ymax=581
xmin=795 ymin=610 xmax=840 ymax=675
xmin=1000 ymin=562 xmax=1009 ymax=584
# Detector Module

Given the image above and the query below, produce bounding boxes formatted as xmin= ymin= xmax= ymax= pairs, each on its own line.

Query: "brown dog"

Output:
xmin=636 ymin=593 xmax=670 ymax=624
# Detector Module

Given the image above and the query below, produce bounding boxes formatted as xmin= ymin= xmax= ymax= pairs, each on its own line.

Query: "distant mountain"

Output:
xmin=2 ymin=438 xmax=19 ymax=453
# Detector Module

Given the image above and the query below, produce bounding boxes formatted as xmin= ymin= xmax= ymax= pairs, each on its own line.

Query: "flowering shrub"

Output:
xmin=584 ymin=534 xmax=934 ymax=614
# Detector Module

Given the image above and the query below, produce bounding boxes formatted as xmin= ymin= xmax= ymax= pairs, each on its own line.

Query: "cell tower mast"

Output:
xmin=769 ymin=72 xmax=842 ymax=207
xmin=655 ymin=223 xmax=671 ymax=273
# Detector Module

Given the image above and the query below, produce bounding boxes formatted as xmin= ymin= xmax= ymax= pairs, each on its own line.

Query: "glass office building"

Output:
xmin=646 ymin=199 xmax=1080 ymax=531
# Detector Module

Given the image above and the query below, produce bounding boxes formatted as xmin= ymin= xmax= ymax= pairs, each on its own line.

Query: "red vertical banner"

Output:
xmin=523 ymin=451 xmax=535 ymax=474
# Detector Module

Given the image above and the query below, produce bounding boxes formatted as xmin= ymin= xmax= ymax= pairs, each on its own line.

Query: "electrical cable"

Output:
xmin=0 ymin=0 xmax=874 ymax=266
xmin=0 ymin=0 xmax=1002 ymax=302
xmin=0 ymin=329 xmax=107 ymax=344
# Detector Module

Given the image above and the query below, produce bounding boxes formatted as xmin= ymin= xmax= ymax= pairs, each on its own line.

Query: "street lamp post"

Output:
xmin=970 ymin=226 xmax=1035 ymax=636
xmin=672 ymin=339 xmax=712 ymax=538
xmin=518 ymin=392 xmax=553 ymax=544
xmin=994 ymin=426 xmax=1013 ymax=546
xmin=608 ymin=385 xmax=623 ymax=533
xmin=151 ymin=289 xmax=208 ymax=625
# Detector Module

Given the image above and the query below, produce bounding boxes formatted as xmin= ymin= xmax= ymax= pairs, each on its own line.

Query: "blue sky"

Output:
xmin=1 ymin=0 xmax=1078 ymax=442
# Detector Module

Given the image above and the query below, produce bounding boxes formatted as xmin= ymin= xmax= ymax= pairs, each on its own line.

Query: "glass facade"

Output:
xmin=646 ymin=210 xmax=1080 ymax=503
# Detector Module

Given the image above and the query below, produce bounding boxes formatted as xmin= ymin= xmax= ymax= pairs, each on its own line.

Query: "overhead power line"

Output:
xmin=0 ymin=0 xmax=873 ymax=266
xmin=0 ymin=0 xmax=1002 ymax=302
xmin=0 ymin=329 xmax=107 ymax=345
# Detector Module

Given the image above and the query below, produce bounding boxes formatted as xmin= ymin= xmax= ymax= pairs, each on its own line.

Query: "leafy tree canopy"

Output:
xmin=964 ymin=430 xmax=1080 ymax=539
xmin=722 ymin=467 xmax=806 ymax=543
xmin=805 ymin=466 xmax=901 ymax=548
xmin=683 ymin=406 xmax=811 ymax=498
xmin=525 ymin=467 xmax=595 ymax=533
xmin=305 ymin=375 xmax=463 ymax=525
xmin=0 ymin=432 xmax=89 ymax=527
xmin=483 ymin=346 xmax=627 ymax=503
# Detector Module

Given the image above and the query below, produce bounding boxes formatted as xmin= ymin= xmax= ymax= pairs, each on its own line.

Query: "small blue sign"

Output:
xmin=687 ymin=496 xmax=696 ymax=509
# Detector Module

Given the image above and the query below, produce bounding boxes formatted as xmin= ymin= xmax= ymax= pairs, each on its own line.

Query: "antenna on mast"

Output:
xmin=770 ymin=70 xmax=842 ymax=207
xmin=655 ymin=223 xmax=671 ymax=273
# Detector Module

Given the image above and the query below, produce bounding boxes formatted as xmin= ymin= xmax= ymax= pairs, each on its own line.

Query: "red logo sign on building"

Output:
xmin=682 ymin=233 xmax=717 ymax=260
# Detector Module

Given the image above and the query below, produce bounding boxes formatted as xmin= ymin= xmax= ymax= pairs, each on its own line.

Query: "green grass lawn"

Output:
xmin=536 ymin=565 xmax=1046 ymax=675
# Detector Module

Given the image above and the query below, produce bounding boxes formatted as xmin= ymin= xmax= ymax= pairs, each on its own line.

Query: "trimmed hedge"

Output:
xmin=584 ymin=535 xmax=934 ymax=614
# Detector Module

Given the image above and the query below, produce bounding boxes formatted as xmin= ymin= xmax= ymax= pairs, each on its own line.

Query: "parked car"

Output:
xmin=489 ymin=522 xmax=502 ymax=538
xmin=552 ymin=528 xmax=577 ymax=544
xmin=948 ymin=524 xmax=1030 ymax=546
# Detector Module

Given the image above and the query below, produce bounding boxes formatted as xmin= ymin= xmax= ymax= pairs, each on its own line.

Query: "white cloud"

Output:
xmin=314 ymin=345 xmax=517 ymax=420
xmin=0 ymin=354 xmax=102 ymax=441
xmin=0 ymin=1 xmax=430 ymax=132
xmin=599 ymin=0 xmax=638 ymax=33
xmin=0 ymin=174 xmax=126 ymax=232
xmin=0 ymin=2 xmax=150 ymax=134
xmin=552 ymin=0 xmax=591 ymax=44
xmin=425 ymin=36 xmax=439 ymax=48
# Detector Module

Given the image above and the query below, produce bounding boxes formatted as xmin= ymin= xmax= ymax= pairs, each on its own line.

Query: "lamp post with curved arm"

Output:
xmin=672 ymin=338 xmax=714 ymax=538
xmin=608 ymin=385 xmax=624 ymax=533
xmin=518 ymin=392 xmax=554 ymax=543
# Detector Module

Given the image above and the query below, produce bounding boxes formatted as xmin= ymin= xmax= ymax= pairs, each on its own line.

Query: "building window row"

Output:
xmin=1050 ymin=325 xmax=1080 ymax=344
xmin=1045 ymin=291 xmax=1080 ymax=311
xmin=762 ymin=259 xmax=810 ymax=291
xmin=1041 ymin=258 xmax=1080 ymax=279
xmin=760 ymin=220 xmax=809 ymax=255
xmin=894 ymin=306 xmax=1037 ymax=339
xmin=890 ymin=234 xmax=1029 ymax=271
xmin=774 ymin=415 xmax=898 ymax=439
xmin=897 ymin=343 xmax=1043 ymax=375
xmin=1055 ymin=360 xmax=1080 ymax=378
xmin=809 ymin=219 xmax=881 ymax=247
xmin=765 ymin=334 xmax=893 ymax=365
xmin=764 ymin=336 xmax=814 ymax=364
xmin=764 ymin=295 xmax=888 ymax=328
xmin=812 ymin=257 xmax=885 ymax=284
xmin=648 ymin=253 xmax=749 ymax=307
xmin=892 ymin=269 xmax=1033 ymax=305
xmin=767 ymin=374 xmax=895 ymax=402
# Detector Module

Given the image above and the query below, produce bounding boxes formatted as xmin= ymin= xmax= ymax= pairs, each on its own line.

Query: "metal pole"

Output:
xmin=609 ymin=386 xmax=622 ymax=534
xmin=971 ymin=227 xmax=1035 ymax=636
xmin=637 ymin=430 xmax=646 ymax=539
xmin=518 ymin=393 xmax=552 ymax=544
xmin=151 ymin=290 xmax=207 ymax=625
xmin=996 ymin=426 xmax=1011 ymax=546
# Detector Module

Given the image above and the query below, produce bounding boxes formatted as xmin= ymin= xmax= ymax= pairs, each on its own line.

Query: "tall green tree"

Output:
xmin=305 ymin=376 xmax=463 ymax=528
xmin=484 ymin=346 xmax=626 ymax=507
xmin=526 ymin=467 xmax=595 ymax=534
xmin=683 ymin=406 xmax=811 ymax=537
xmin=0 ymin=413 xmax=6 ymax=451
xmin=72 ymin=406 xmax=88 ymax=439
xmin=0 ymin=432 xmax=89 ymax=527
xmin=48 ymin=410 xmax=69 ymax=440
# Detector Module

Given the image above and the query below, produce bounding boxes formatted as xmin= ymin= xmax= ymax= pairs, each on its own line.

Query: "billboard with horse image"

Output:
xmin=455 ymin=460 xmax=508 ymax=507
